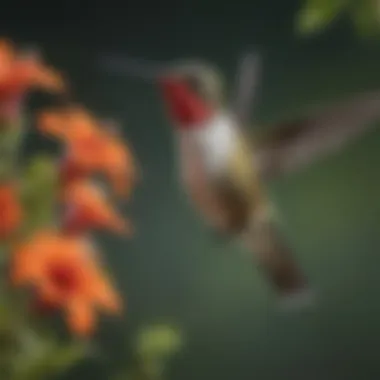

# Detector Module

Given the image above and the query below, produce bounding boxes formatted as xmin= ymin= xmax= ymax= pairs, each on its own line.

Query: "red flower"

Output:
xmin=11 ymin=231 xmax=123 ymax=336
xmin=0 ymin=38 xmax=65 ymax=122
xmin=38 ymin=107 xmax=138 ymax=198
xmin=0 ymin=183 xmax=22 ymax=239
xmin=62 ymin=180 xmax=133 ymax=236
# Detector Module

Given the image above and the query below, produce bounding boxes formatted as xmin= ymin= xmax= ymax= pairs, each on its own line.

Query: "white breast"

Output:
xmin=179 ymin=113 xmax=239 ymax=175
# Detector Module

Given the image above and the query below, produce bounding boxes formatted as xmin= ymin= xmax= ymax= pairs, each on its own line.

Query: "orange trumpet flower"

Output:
xmin=37 ymin=106 xmax=99 ymax=142
xmin=0 ymin=38 xmax=65 ymax=121
xmin=0 ymin=183 xmax=22 ymax=239
xmin=64 ymin=132 xmax=137 ymax=198
xmin=11 ymin=230 xmax=122 ymax=336
xmin=39 ymin=108 xmax=138 ymax=198
xmin=62 ymin=180 xmax=133 ymax=236
xmin=0 ymin=39 xmax=15 ymax=83
xmin=58 ymin=132 xmax=108 ymax=188
xmin=97 ymin=134 xmax=137 ymax=199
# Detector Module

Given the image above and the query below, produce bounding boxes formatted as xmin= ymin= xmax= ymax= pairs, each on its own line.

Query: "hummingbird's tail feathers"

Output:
xmin=257 ymin=238 xmax=310 ymax=299
xmin=244 ymin=205 xmax=311 ymax=302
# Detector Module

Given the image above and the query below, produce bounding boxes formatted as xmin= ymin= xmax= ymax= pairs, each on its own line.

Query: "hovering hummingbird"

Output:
xmin=100 ymin=53 xmax=380 ymax=306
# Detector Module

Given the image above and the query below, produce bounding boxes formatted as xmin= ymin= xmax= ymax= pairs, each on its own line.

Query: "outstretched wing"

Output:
xmin=231 ymin=53 xmax=262 ymax=126
xmin=255 ymin=90 xmax=380 ymax=180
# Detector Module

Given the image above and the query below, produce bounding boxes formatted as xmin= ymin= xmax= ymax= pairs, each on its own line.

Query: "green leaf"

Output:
xmin=350 ymin=0 xmax=380 ymax=37
xmin=0 ymin=244 xmax=8 ymax=266
xmin=295 ymin=0 xmax=348 ymax=35
xmin=140 ymin=358 xmax=165 ymax=379
xmin=111 ymin=369 xmax=134 ymax=380
xmin=12 ymin=337 xmax=87 ymax=380
xmin=0 ymin=123 xmax=25 ymax=181
xmin=44 ymin=341 xmax=87 ymax=373
xmin=19 ymin=155 xmax=59 ymax=236
xmin=135 ymin=324 xmax=183 ymax=361
xmin=22 ymin=155 xmax=58 ymax=196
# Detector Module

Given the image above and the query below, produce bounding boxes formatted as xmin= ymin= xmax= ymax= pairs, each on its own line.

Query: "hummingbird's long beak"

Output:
xmin=99 ymin=54 xmax=174 ymax=82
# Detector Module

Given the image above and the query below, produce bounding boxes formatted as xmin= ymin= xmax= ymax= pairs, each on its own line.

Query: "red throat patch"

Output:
xmin=159 ymin=78 xmax=214 ymax=130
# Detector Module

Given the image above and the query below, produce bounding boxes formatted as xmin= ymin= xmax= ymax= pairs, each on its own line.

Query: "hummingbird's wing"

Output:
xmin=231 ymin=53 xmax=262 ymax=126
xmin=255 ymin=90 xmax=380 ymax=180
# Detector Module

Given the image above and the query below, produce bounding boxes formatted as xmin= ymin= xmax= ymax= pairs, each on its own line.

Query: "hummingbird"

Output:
xmin=100 ymin=53 xmax=380 ymax=306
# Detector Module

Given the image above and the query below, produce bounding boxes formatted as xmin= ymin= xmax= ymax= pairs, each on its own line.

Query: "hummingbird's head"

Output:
xmin=164 ymin=61 xmax=224 ymax=105
xmin=158 ymin=61 xmax=224 ymax=129
xmin=101 ymin=55 xmax=225 ymax=130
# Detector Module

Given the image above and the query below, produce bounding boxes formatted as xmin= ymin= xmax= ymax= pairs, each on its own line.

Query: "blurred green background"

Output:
xmin=2 ymin=0 xmax=380 ymax=379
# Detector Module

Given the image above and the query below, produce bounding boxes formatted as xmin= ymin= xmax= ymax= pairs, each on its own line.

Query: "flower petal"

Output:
xmin=66 ymin=298 xmax=95 ymax=337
